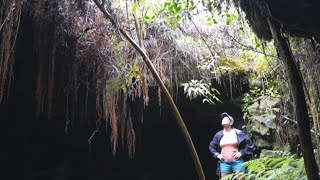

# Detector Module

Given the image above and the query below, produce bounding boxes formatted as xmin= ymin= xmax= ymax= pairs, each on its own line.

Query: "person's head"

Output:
xmin=221 ymin=112 xmax=234 ymax=128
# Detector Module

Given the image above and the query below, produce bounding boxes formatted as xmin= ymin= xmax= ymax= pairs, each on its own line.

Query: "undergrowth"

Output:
xmin=222 ymin=150 xmax=307 ymax=180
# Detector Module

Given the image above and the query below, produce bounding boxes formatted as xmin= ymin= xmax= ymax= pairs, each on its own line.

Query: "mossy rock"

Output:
xmin=271 ymin=107 xmax=280 ymax=114
xmin=261 ymin=97 xmax=280 ymax=107
xmin=251 ymin=120 xmax=270 ymax=136
xmin=273 ymin=143 xmax=291 ymax=152
xmin=247 ymin=101 xmax=260 ymax=115
xmin=253 ymin=114 xmax=276 ymax=129
xmin=259 ymin=97 xmax=281 ymax=113
xmin=253 ymin=136 xmax=272 ymax=149
xmin=247 ymin=96 xmax=280 ymax=113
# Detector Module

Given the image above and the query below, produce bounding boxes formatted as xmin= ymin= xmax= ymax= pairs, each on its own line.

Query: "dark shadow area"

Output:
xmin=0 ymin=82 xmax=245 ymax=180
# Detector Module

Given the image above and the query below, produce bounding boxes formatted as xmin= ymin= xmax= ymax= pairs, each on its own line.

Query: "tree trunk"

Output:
xmin=92 ymin=1 xmax=205 ymax=180
xmin=267 ymin=18 xmax=320 ymax=180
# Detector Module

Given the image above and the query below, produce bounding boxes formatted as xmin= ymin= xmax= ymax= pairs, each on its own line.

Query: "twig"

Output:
xmin=227 ymin=32 xmax=276 ymax=57
xmin=282 ymin=115 xmax=320 ymax=137
xmin=0 ymin=3 xmax=15 ymax=31
xmin=88 ymin=117 xmax=101 ymax=144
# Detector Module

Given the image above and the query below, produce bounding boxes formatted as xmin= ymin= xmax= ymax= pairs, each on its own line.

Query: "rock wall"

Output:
xmin=293 ymin=38 xmax=320 ymax=163
xmin=246 ymin=96 xmax=279 ymax=149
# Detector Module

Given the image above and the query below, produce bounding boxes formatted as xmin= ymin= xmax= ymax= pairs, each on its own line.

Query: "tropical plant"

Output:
xmin=181 ymin=79 xmax=221 ymax=104
xmin=222 ymin=150 xmax=307 ymax=180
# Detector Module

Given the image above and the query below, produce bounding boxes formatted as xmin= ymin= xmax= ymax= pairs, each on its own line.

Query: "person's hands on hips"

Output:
xmin=233 ymin=152 xmax=242 ymax=159
xmin=217 ymin=154 xmax=225 ymax=161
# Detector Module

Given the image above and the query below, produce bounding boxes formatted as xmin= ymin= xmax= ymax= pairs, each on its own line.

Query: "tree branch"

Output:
xmin=281 ymin=115 xmax=320 ymax=137
xmin=226 ymin=32 xmax=276 ymax=58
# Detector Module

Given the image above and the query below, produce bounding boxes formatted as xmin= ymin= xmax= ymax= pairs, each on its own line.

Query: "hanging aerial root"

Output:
xmin=0 ymin=0 xmax=23 ymax=102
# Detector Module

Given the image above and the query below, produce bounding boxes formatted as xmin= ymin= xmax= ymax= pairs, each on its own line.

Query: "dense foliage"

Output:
xmin=222 ymin=150 xmax=307 ymax=180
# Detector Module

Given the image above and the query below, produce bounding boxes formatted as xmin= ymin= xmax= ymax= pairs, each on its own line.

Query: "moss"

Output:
xmin=253 ymin=56 xmax=268 ymax=75
xmin=218 ymin=56 xmax=248 ymax=76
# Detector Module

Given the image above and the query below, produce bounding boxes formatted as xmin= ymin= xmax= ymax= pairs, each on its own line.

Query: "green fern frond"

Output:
xmin=228 ymin=150 xmax=307 ymax=180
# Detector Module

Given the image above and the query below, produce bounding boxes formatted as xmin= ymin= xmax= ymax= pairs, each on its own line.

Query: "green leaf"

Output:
xmin=213 ymin=18 xmax=218 ymax=24
xmin=226 ymin=13 xmax=237 ymax=25
xmin=121 ymin=84 xmax=127 ymax=93
xmin=174 ymin=5 xmax=181 ymax=13
xmin=164 ymin=2 xmax=171 ymax=7
xmin=158 ymin=9 xmax=164 ymax=14
xmin=182 ymin=84 xmax=188 ymax=92
xmin=251 ymin=73 xmax=257 ymax=79
xmin=226 ymin=18 xmax=232 ymax=25
xmin=198 ymin=88 xmax=204 ymax=95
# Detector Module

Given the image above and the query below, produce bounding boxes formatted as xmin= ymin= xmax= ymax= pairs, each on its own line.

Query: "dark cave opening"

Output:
xmin=1 ymin=82 xmax=246 ymax=180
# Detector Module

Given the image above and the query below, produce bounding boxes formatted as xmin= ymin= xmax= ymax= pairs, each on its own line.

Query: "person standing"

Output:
xmin=209 ymin=112 xmax=254 ymax=179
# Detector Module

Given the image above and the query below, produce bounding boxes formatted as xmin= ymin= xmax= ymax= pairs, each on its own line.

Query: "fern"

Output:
xmin=181 ymin=79 xmax=221 ymax=104
xmin=221 ymin=150 xmax=307 ymax=180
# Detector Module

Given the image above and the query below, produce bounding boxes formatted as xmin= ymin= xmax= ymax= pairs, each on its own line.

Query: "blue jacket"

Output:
xmin=209 ymin=128 xmax=254 ymax=175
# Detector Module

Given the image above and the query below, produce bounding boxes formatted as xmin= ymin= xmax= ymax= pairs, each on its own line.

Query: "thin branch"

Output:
xmin=0 ymin=2 xmax=15 ymax=31
xmin=281 ymin=115 xmax=320 ymax=137
xmin=227 ymin=32 xmax=276 ymax=57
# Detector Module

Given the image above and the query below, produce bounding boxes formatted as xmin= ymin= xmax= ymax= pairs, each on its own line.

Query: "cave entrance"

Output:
xmin=88 ymin=87 xmax=246 ymax=180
